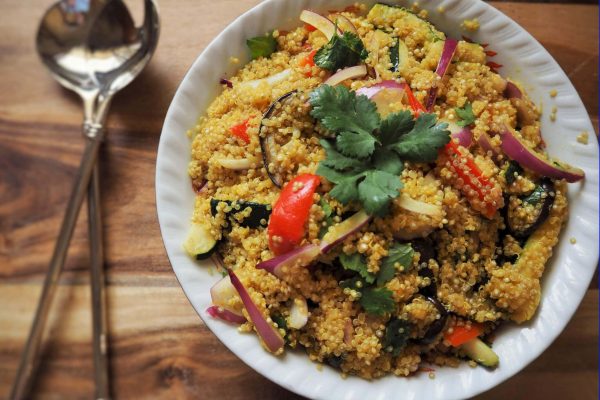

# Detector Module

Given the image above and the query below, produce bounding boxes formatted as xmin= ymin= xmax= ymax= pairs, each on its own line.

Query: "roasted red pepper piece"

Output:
xmin=299 ymin=49 xmax=317 ymax=77
xmin=444 ymin=323 xmax=483 ymax=347
xmin=304 ymin=23 xmax=317 ymax=32
xmin=230 ymin=118 xmax=251 ymax=144
xmin=441 ymin=141 xmax=503 ymax=218
xmin=399 ymin=83 xmax=426 ymax=116
xmin=268 ymin=174 xmax=321 ymax=255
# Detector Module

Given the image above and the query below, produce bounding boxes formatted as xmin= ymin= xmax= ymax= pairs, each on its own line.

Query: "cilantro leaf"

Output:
xmin=246 ymin=33 xmax=277 ymax=59
xmin=337 ymin=131 xmax=377 ymax=158
xmin=314 ymin=31 xmax=368 ymax=71
xmin=359 ymin=287 xmax=395 ymax=316
xmin=320 ymin=139 xmax=367 ymax=171
xmin=372 ymin=148 xmax=403 ymax=175
xmin=383 ymin=318 xmax=411 ymax=356
xmin=358 ymin=170 xmax=403 ymax=216
xmin=455 ymin=103 xmax=476 ymax=127
xmin=329 ymin=174 xmax=362 ymax=203
xmin=504 ymin=160 xmax=523 ymax=185
xmin=309 ymin=85 xmax=380 ymax=137
xmin=340 ymin=276 xmax=363 ymax=290
xmin=339 ymin=253 xmax=375 ymax=284
xmin=390 ymin=113 xmax=451 ymax=162
xmin=377 ymin=243 xmax=414 ymax=285
xmin=319 ymin=199 xmax=335 ymax=238
xmin=379 ymin=111 xmax=414 ymax=146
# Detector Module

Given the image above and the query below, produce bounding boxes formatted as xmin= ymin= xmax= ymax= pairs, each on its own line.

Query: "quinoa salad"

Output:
xmin=183 ymin=3 xmax=585 ymax=379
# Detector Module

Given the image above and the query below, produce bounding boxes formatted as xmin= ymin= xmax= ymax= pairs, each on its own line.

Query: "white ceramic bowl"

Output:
xmin=156 ymin=1 xmax=599 ymax=398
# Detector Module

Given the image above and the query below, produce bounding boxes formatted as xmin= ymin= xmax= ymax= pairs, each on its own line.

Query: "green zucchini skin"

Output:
xmin=183 ymin=223 xmax=218 ymax=260
xmin=210 ymin=199 xmax=271 ymax=228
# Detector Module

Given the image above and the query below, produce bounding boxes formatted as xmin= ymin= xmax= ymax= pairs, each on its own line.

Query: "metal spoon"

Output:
xmin=11 ymin=1 xmax=159 ymax=399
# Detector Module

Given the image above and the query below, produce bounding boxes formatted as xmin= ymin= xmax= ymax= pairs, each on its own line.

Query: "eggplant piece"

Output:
xmin=504 ymin=160 xmax=523 ymax=186
xmin=259 ymin=90 xmax=298 ymax=188
xmin=418 ymin=296 xmax=448 ymax=345
xmin=210 ymin=199 xmax=271 ymax=228
xmin=506 ymin=179 xmax=555 ymax=239
xmin=412 ymin=238 xmax=437 ymax=298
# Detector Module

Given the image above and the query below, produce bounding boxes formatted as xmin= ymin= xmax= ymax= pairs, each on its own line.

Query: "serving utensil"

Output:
xmin=11 ymin=1 xmax=159 ymax=399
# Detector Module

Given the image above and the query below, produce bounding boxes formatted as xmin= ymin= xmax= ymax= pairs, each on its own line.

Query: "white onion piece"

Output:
xmin=445 ymin=120 xmax=473 ymax=147
xmin=356 ymin=81 xmax=405 ymax=117
xmin=210 ymin=276 xmax=239 ymax=309
xmin=228 ymin=269 xmax=285 ymax=353
xmin=478 ymin=131 xmax=501 ymax=157
xmin=206 ymin=305 xmax=246 ymax=324
xmin=256 ymin=244 xmax=321 ymax=278
xmin=288 ymin=297 xmax=309 ymax=329
xmin=397 ymin=194 xmax=443 ymax=217
xmin=324 ymin=65 xmax=367 ymax=86
xmin=240 ymin=69 xmax=292 ymax=90
xmin=356 ymin=80 xmax=404 ymax=99
xmin=500 ymin=125 xmax=584 ymax=182
xmin=217 ymin=158 xmax=252 ymax=170
xmin=320 ymin=210 xmax=371 ymax=253
xmin=330 ymin=13 xmax=357 ymax=33
xmin=300 ymin=10 xmax=341 ymax=40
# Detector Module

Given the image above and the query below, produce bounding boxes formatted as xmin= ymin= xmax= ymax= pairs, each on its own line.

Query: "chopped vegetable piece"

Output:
xmin=288 ymin=297 xmax=309 ymax=329
xmin=183 ymin=222 xmax=217 ymax=260
xmin=268 ymin=174 xmax=321 ymax=255
xmin=299 ymin=10 xmax=340 ymax=40
xmin=206 ymin=305 xmax=246 ymax=325
xmin=217 ymin=158 xmax=252 ymax=170
xmin=455 ymin=103 xmax=476 ymax=127
xmin=320 ymin=210 xmax=371 ymax=253
xmin=359 ymin=287 xmax=395 ymax=316
xmin=339 ymin=252 xmax=375 ymax=283
xmin=257 ymin=244 xmax=320 ymax=277
xmin=425 ymin=38 xmax=459 ymax=110
xmin=246 ymin=32 xmax=277 ymax=59
xmin=383 ymin=318 xmax=411 ymax=356
xmin=313 ymin=31 xmax=368 ymax=71
xmin=504 ymin=160 xmax=523 ymax=185
xmin=461 ymin=338 xmax=499 ymax=367
xmin=444 ymin=323 xmax=483 ymax=347
xmin=323 ymin=65 xmax=367 ymax=86
xmin=228 ymin=269 xmax=285 ymax=353
xmin=230 ymin=118 xmax=251 ymax=144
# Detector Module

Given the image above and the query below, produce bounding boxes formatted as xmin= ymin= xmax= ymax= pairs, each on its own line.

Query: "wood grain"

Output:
xmin=0 ymin=1 xmax=597 ymax=399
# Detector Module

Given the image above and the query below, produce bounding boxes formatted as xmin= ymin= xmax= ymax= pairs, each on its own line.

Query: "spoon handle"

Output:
xmin=10 ymin=127 xmax=104 ymax=400
xmin=88 ymin=160 xmax=110 ymax=400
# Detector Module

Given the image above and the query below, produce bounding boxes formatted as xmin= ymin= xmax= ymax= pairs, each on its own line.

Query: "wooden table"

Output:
xmin=0 ymin=1 xmax=597 ymax=398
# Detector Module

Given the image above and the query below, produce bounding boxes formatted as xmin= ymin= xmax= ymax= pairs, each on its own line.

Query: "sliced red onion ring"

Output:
xmin=227 ymin=269 xmax=285 ymax=353
xmin=256 ymin=244 xmax=321 ymax=278
xmin=320 ymin=210 xmax=371 ymax=253
xmin=425 ymin=38 xmax=459 ymax=111
xmin=324 ymin=65 xmax=367 ymax=86
xmin=478 ymin=131 xmax=501 ymax=157
xmin=300 ymin=10 xmax=342 ymax=40
xmin=504 ymin=81 xmax=522 ymax=99
xmin=445 ymin=120 xmax=472 ymax=147
xmin=356 ymin=80 xmax=404 ymax=98
xmin=500 ymin=125 xmax=585 ymax=182
xmin=206 ymin=305 xmax=246 ymax=325
xmin=356 ymin=81 xmax=405 ymax=116
xmin=331 ymin=13 xmax=357 ymax=34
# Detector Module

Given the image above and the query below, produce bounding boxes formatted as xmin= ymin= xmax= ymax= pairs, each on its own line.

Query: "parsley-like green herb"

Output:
xmin=339 ymin=253 xmax=375 ymax=284
xmin=359 ymin=287 xmax=396 ymax=316
xmin=314 ymin=31 xmax=368 ymax=71
xmin=310 ymin=85 xmax=451 ymax=216
xmin=377 ymin=243 xmax=414 ymax=286
xmin=246 ymin=32 xmax=277 ymax=60
xmin=318 ymin=199 xmax=335 ymax=238
xmin=504 ymin=160 xmax=523 ymax=186
xmin=389 ymin=38 xmax=400 ymax=72
xmin=383 ymin=318 xmax=411 ymax=356
xmin=455 ymin=103 xmax=476 ymax=127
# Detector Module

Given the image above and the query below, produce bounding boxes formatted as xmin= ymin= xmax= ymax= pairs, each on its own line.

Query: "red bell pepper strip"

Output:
xmin=268 ymin=174 xmax=321 ymax=255
xmin=440 ymin=141 xmax=502 ymax=218
xmin=230 ymin=118 xmax=251 ymax=144
xmin=444 ymin=323 xmax=483 ymax=347
xmin=399 ymin=83 xmax=426 ymax=116
xmin=299 ymin=49 xmax=317 ymax=77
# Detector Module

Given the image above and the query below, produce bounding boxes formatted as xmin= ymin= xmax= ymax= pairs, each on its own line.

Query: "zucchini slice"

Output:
xmin=210 ymin=199 xmax=271 ymax=228
xmin=461 ymin=338 xmax=499 ymax=368
xmin=183 ymin=222 xmax=217 ymax=260
xmin=367 ymin=3 xmax=443 ymax=42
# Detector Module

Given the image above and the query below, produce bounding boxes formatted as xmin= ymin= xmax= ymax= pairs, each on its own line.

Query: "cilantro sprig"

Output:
xmin=314 ymin=31 xmax=368 ymax=71
xmin=455 ymin=102 xmax=476 ymax=127
xmin=246 ymin=32 xmax=277 ymax=60
xmin=311 ymin=85 xmax=451 ymax=216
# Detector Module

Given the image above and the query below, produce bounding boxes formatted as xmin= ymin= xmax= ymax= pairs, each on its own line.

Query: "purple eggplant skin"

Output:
xmin=412 ymin=238 xmax=437 ymax=298
xmin=418 ymin=296 xmax=449 ymax=345
xmin=259 ymin=90 xmax=298 ymax=188
xmin=506 ymin=179 xmax=555 ymax=239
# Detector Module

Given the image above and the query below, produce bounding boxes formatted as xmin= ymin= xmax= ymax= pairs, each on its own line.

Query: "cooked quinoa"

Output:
xmin=185 ymin=3 xmax=579 ymax=379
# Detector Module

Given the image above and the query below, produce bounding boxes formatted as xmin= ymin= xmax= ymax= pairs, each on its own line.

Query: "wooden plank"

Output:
xmin=0 ymin=1 xmax=597 ymax=399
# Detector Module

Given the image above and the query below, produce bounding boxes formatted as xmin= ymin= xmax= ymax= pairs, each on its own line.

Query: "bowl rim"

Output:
xmin=156 ymin=0 xmax=599 ymax=399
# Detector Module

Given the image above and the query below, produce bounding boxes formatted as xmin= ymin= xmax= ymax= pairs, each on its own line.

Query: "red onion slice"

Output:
xmin=256 ymin=244 xmax=321 ymax=278
xmin=300 ymin=10 xmax=341 ymax=40
xmin=445 ymin=120 xmax=473 ymax=147
xmin=320 ymin=210 xmax=371 ymax=253
xmin=206 ymin=305 xmax=246 ymax=325
xmin=356 ymin=81 xmax=405 ymax=116
xmin=227 ymin=269 xmax=285 ymax=353
xmin=425 ymin=38 xmax=459 ymax=111
xmin=504 ymin=81 xmax=522 ymax=99
xmin=356 ymin=80 xmax=404 ymax=98
xmin=500 ymin=126 xmax=584 ymax=182
xmin=331 ymin=13 xmax=357 ymax=34
xmin=324 ymin=65 xmax=367 ymax=86
xmin=478 ymin=131 xmax=501 ymax=157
